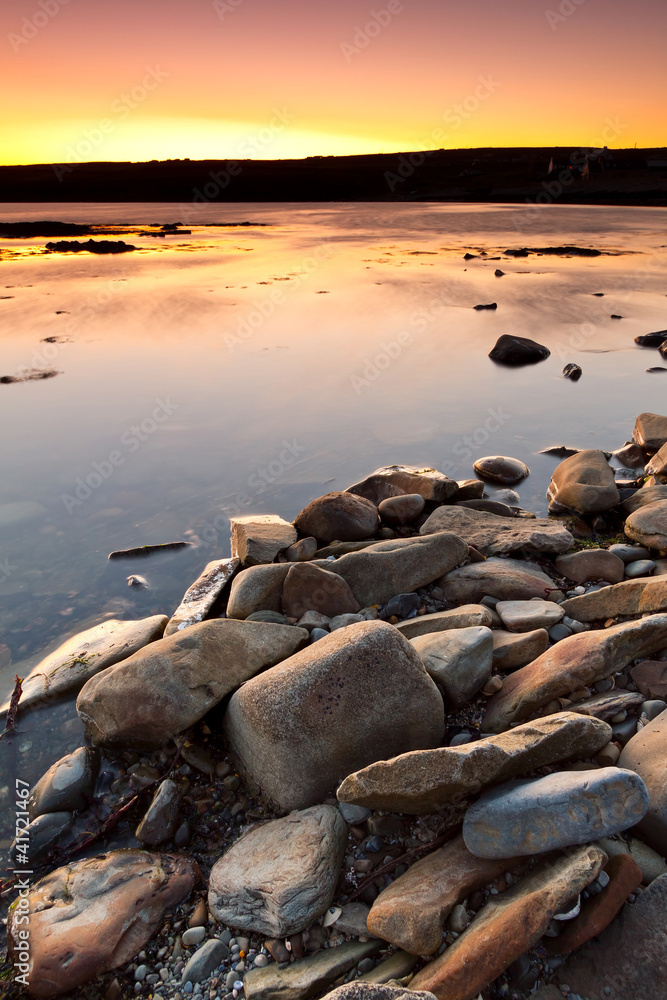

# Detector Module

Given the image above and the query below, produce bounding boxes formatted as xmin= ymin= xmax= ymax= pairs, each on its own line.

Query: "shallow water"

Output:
xmin=0 ymin=201 xmax=666 ymax=767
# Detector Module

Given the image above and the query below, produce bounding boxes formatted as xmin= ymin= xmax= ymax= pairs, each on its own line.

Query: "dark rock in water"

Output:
xmin=463 ymin=253 xmax=477 ymax=260
xmin=474 ymin=302 xmax=497 ymax=310
xmin=11 ymin=811 xmax=72 ymax=865
xmin=1 ymin=368 xmax=60 ymax=383
xmin=647 ymin=367 xmax=667 ymax=373
xmin=611 ymin=314 xmax=623 ymax=319
xmin=494 ymin=269 xmax=505 ymax=277
xmin=505 ymin=246 xmax=603 ymax=257
xmin=635 ymin=331 xmax=667 ymax=347
xmin=563 ymin=363 xmax=583 ymax=381
xmin=45 ymin=239 xmax=137 ymax=254
xmin=592 ymin=292 xmax=605 ymax=296
xmin=127 ymin=574 xmax=149 ymax=589
xmin=504 ymin=248 xmax=530 ymax=257
xmin=0 ymin=221 xmax=94 ymax=238
xmin=108 ymin=541 xmax=192 ymax=559
xmin=660 ymin=342 xmax=667 ymax=359
xmin=380 ymin=593 xmax=420 ymax=620
xmin=29 ymin=747 xmax=101 ymax=819
xmin=539 ymin=445 xmax=582 ymax=457
xmin=489 ymin=335 xmax=550 ymax=366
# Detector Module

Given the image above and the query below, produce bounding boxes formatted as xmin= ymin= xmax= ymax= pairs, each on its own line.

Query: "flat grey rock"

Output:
xmin=419 ymin=505 xmax=572 ymax=556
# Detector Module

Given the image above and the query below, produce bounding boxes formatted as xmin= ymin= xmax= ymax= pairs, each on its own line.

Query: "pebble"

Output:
xmin=182 ymin=927 xmax=207 ymax=947
xmin=310 ymin=628 xmax=329 ymax=642
xmin=549 ymin=623 xmax=573 ymax=642
xmin=625 ymin=559 xmax=656 ymax=578
xmin=135 ymin=965 xmax=149 ymax=982
xmin=338 ymin=802 xmax=371 ymax=825
xmin=640 ymin=699 xmax=667 ymax=723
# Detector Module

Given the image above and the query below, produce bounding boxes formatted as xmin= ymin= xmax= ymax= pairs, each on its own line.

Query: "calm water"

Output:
xmin=1 ymin=201 xmax=666 ymax=710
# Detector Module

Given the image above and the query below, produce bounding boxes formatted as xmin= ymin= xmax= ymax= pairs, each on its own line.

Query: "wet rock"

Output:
xmin=7 ymin=850 xmax=197 ymax=998
xmin=231 ymin=515 xmax=297 ymax=566
xmin=635 ymin=331 xmax=667 ymax=348
xmin=312 ymin=532 xmax=469 ymax=608
xmin=483 ymin=615 xmax=667 ymax=733
xmin=286 ymin=537 xmax=318 ymax=562
xmin=488 ymin=334 xmax=550 ymax=365
xmin=367 ymin=835 xmax=516 ymax=955
xmin=410 ymin=626 xmax=493 ymax=708
xmin=282 ymin=563 xmax=360 ymax=619
xmin=208 ymin=805 xmax=346 ymax=936
xmin=294 ymin=492 xmax=380 ymax=543
xmin=243 ymin=940 xmax=382 ymax=1000
xmin=547 ymin=450 xmax=620 ymax=514
xmin=226 ymin=563 xmax=291 ymax=619
xmin=419 ymin=505 xmax=572 ymax=556
xmin=563 ymin=362 xmax=583 ymax=380
xmin=182 ymin=939 xmax=229 ymax=985
xmin=473 ymin=456 xmax=530 ymax=485
xmin=410 ymin=846 xmax=604 ymax=1000
xmin=597 ymin=834 xmax=667 ymax=884
xmin=546 ymin=854 xmax=642 ymax=955
xmin=555 ymin=549 xmax=625 ymax=584
xmin=440 ymin=557 xmax=560 ymax=604
xmin=77 ymin=619 xmax=307 ymax=749
xmin=394 ymin=605 xmax=493 ymax=639
xmin=11 ymin=811 xmax=72 ymax=865
xmin=135 ymin=779 xmax=181 ymax=845
xmin=462 ymin=768 xmax=649 ymax=858
xmin=492 ymin=628 xmax=550 ymax=670
xmin=347 ymin=466 xmax=458 ymax=505
xmin=165 ymin=558 xmax=239 ymax=635
xmin=619 ymin=710 xmax=667 ymax=854
xmin=2 ymin=615 xmax=168 ymax=714
xmin=625 ymin=499 xmax=667 ymax=551
xmin=224 ymin=620 xmax=444 ymax=812
xmin=29 ymin=747 xmax=100 ymax=819
xmin=337 ymin=712 xmax=611 ymax=814
xmin=631 ymin=659 xmax=667 ymax=700
xmin=378 ymin=494 xmax=425 ymax=525
xmin=560 ymin=577 xmax=667 ymax=621
xmin=558 ymin=872 xmax=667 ymax=999
xmin=633 ymin=412 xmax=667 ymax=453
xmin=496 ymin=599 xmax=564 ymax=632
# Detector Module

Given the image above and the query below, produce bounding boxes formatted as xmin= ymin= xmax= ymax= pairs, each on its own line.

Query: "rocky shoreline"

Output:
xmin=3 ymin=412 xmax=667 ymax=1000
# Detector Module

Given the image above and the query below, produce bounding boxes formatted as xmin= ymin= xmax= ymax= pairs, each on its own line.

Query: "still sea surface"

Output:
xmin=0 ymin=201 xmax=666 ymax=843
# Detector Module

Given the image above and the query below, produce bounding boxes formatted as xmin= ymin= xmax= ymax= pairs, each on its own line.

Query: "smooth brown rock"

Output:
xmin=440 ymin=558 xmax=561 ymax=605
xmin=378 ymin=494 xmax=425 ymax=525
xmin=347 ymin=466 xmax=458 ymax=505
xmin=631 ymin=659 xmax=667 ymax=700
xmin=633 ymin=412 xmax=667 ymax=453
xmin=226 ymin=563 xmax=291 ymax=619
xmin=555 ymin=549 xmax=625 ymax=584
xmin=294 ymin=492 xmax=380 ymax=543
xmin=496 ymin=599 xmax=564 ymax=632
xmin=230 ymin=515 xmax=297 ymax=566
xmin=208 ymin=805 xmax=346 ymax=936
xmin=560 ymin=577 xmax=667 ymax=621
xmin=166 ymin=558 xmax=239 ymax=635
xmin=410 ymin=846 xmax=605 ymax=1000
xmin=8 ymin=850 xmax=197 ymax=998
xmin=621 ymin=484 xmax=667 ymax=514
xmin=492 ymin=629 xmax=549 ymax=671
xmin=313 ymin=532 xmax=469 ymax=608
xmin=2 ymin=615 xmax=168 ymax=714
xmin=394 ymin=605 xmax=493 ymax=639
xmin=619 ymin=710 xmax=667 ymax=854
xmin=473 ymin=455 xmax=530 ymax=485
xmin=419 ymin=505 xmax=572 ymax=556
xmin=646 ymin=442 xmax=667 ymax=478
xmin=282 ymin=563 xmax=360 ymax=619
xmin=286 ymin=537 xmax=318 ymax=562
xmin=558 ymin=873 xmax=667 ymax=999
xmin=77 ymin=619 xmax=307 ymax=749
xmin=625 ymin=499 xmax=667 ymax=551
xmin=546 ymin=854 xmax=642 ymax=955
xmin=568 ymin=690 xmax=644 ymax=720
xmin=547 ymin=450 xmax=620 ymax=515
xmin=483 ymin=614 xmax=667 ymax=733
xmin=366 ymin=835 xmax=519 ymax=955
xmin=224 ymin=620 xmax=444 ymax=812
xmin=337 ymin=712 xmax=611 ymax=814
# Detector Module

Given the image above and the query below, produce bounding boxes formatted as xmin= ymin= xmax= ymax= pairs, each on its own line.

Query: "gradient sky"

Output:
xmin=1 ymin=0 xmax=666 ymax=164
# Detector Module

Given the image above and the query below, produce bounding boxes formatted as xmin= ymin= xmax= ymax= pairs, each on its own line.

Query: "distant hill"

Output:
xmin=1 ymin=147 xmax=666 ymax=204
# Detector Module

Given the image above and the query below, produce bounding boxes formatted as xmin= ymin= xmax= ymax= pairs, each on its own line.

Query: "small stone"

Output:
xmin=625 ymin=560 xmax=656 ymax=578
xmin=286 ymin=538 xmax=318 ymax=562
xmin=482 ymin=675 xmax=503 ymax=696
xmin=550 ymin=623 xmax=573 ymax=642
xmin=310 ymin=628 xmax=329 ymax=642
xmin=182 ymin=927 xmax=207 ymax=947
xmin=135 ymin=965 xmax=149 ymax=982
xmin=338 ymin=802 xmax=371 ymax=825
xmin=447 ymin=904 xmax=469 ymax=934
xmin=473 ymin=456 xmax=530 ymax=486
xmin=596 ymin=743 xmax=621 ymax=766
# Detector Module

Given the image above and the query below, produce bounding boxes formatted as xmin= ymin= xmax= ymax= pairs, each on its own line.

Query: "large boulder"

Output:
xmin=633 ymin=412 xmax=667 ymax=453
xmin=410 ymin=847 xmax=605 ymax=1000
xmin=622 ymin=484 xmax=667 ymax=514
xmin=231 ymin=515 xmax=297 ymax=565
xmin=483 ymin=614 xmax=667 ymax=733
xmin=226 ymin=563 xmax=291 ymax=619
xmin=410 ymin=626 xmax=493 ymax=708
xmin=625 ymin=499 xmax=667 ymax=551
xmin=77 ymin=619 xmax=307 ymax=749
xmin=1 ymin=615 xmax=167 ymax=714
xmin=547 ymin=450 xmax=620 ymax=514
xmin=282 ymin=563 xmax=360 ymax=619
xmin=440 ymin=557 xmax=560 ymax=604
xmin=419 ymin=505 xmax=573 ymax=556
xmin=346 ymin=465 xmax=458 ymax=504
xmin=7 ymin=850 xmax=197 ymax=998
xmin=208 ymin=805 xmax=346 ymax=936
xmin=336 ymin=712 xmax=611 ymax=814
xmin=312 ymin=532 xmax=469 ymax=608
xmin=619 ymin=710 xmax=667 ymax=855
xmin=294 ymin=492 xmax=380 ymax=543
xmin=560 ymin=577 xmax=667 ymax=621
xmin=224 ymin=620 xmax=445 ymax=812
xmin=166 ymin=558 xmax=238 ymax=635
xmin=462 ymin=769 xmax=649 ymax=858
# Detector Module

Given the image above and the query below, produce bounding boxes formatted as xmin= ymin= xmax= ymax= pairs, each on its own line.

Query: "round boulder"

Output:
xmin=294 ymin=492 xmax=380 ymax=543
xmin=625 ymin=500 xmax=667 ymax=552
xmin=473 ymin=456 xmax=530 ymax=486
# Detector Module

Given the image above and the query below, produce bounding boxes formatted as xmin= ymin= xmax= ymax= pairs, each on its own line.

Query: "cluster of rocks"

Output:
xmin=5 ymin=414 xmax=667 ymax=1000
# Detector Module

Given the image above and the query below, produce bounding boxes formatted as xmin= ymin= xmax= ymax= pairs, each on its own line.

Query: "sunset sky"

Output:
xmin=1 ymin=0 xmax=666 ymax=165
